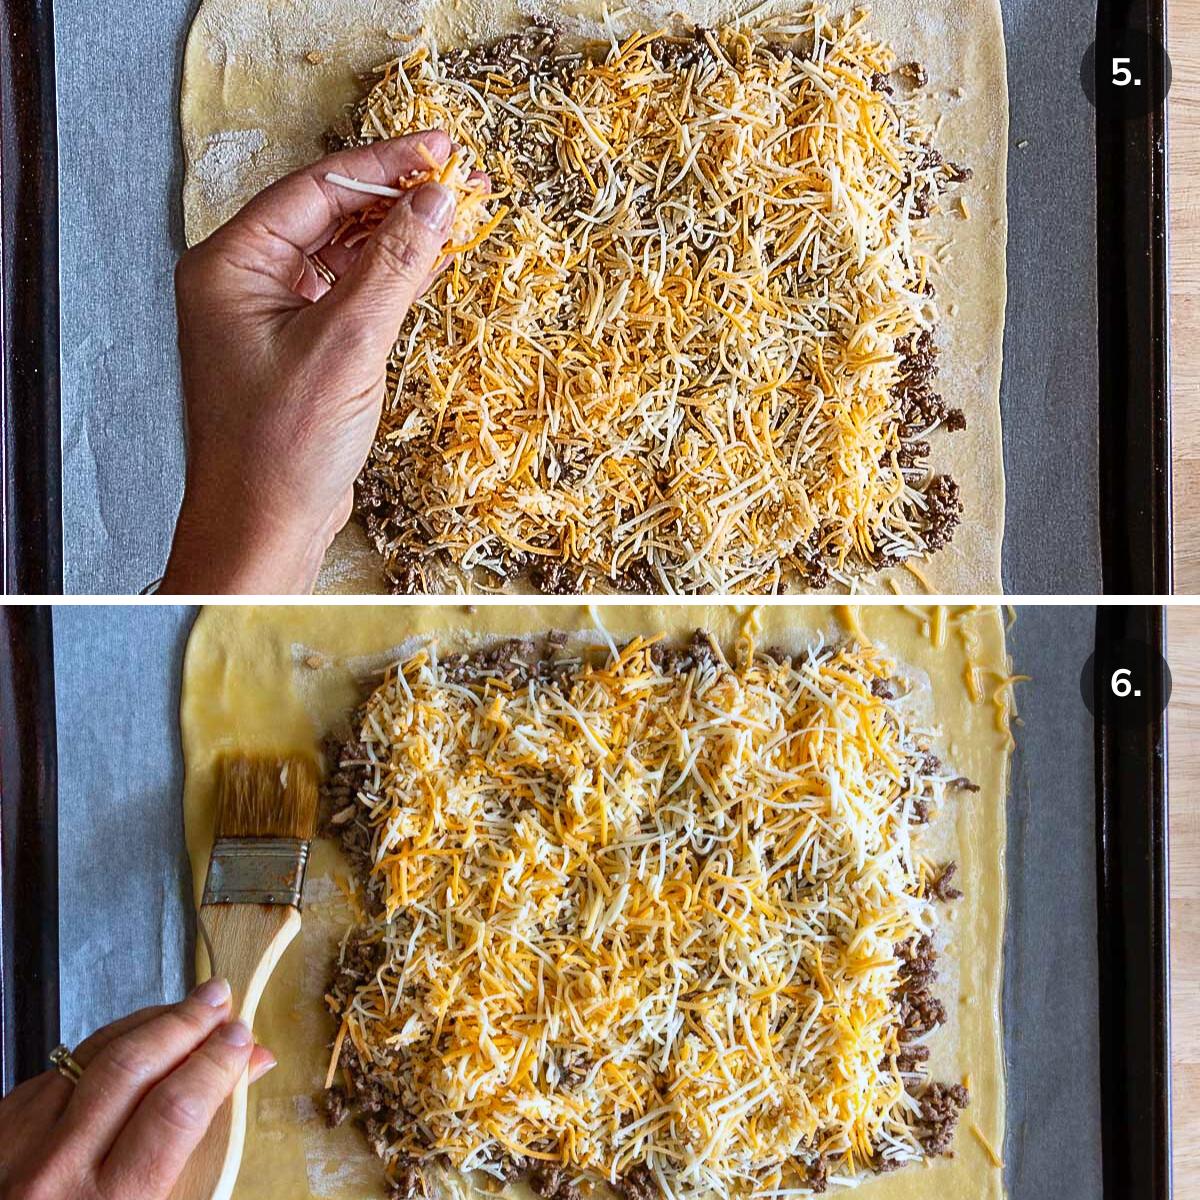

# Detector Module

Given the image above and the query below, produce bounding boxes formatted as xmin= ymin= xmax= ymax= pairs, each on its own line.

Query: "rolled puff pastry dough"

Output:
xmin=180 ymin=604 xmax=1009 ymax=1198
xmin=179 ymin=0 xmax=1008 ymax=595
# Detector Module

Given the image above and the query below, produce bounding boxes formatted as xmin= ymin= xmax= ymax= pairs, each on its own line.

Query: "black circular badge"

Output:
xmin=1080 ymin=637 xmax=1172 ymax=729
xmin=1081 ymin=27 xmax=1172 ymax=118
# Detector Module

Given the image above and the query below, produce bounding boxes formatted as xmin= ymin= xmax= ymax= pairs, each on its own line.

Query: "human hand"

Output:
xmin=0 ymin=979 xmax=274 ymax=1199
xmin=162 ymin=130 xmax=489 ymax=594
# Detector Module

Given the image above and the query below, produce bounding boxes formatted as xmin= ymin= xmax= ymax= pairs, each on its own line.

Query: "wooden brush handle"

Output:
xmin=168 ymin=903 xmax=302 ymax=1200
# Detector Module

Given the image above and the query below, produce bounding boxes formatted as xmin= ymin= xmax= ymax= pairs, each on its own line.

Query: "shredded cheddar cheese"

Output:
xmin=326 ymin=147 xmax=494 ymax=252
xmin=325 ymin=629 xmax=973 ymax=1197
xmin=343 ymin=6 xmax=969 ymax=594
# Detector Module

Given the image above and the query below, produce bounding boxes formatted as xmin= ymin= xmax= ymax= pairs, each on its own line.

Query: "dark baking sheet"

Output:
xmin=0 ymin=0 xmax=1170 ymax=593
xmin=0 ymin=604 xmax=1171 ymax=1194
xmin=0 ymin=605 xmax=59 ymax=1090
xmin=1095 ymin=0 xmax=1172 ymax=594
xmin=0 ymin=0 xmax=63 ymax=595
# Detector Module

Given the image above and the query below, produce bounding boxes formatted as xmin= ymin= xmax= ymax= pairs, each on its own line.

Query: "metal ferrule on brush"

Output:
xmin=202 ymin=837 xmax=311 ymax=908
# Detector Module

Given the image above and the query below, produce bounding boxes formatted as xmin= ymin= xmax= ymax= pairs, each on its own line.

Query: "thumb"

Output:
xmin=315 ymin=181 xmax=455 ymax=356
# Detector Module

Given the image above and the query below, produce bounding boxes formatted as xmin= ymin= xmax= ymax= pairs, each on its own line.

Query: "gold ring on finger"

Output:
xmin=49 ymin=1044 xmax=83 ymax=1084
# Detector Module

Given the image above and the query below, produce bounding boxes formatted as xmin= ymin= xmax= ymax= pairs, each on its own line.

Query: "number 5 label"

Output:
xmin=1112 ymin=57 xmax=1136 ymax=86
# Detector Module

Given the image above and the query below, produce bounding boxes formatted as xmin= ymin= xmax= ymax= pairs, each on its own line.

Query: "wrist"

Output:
xmin=161 ymin=489 xmax=330 ymax=595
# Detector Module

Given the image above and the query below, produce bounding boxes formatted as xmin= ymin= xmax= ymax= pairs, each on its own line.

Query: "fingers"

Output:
xmin=305 ymin=169 xmax=490 ymax=287
xmin=35 ymin=1004 xmax=174 ymax=1118
xmin=0 ymin=1072 xmax=72 ymax=1155
xmin=249 ymin=1043 xmax=278 ymax=1084
xmin=48 ymin=977 xmax=234 ymax=1167
xmin=303 ymin=181 xmax=457 ymax=360
xmin=221 ymin=131 xmax=453 ymax=257
xmin=74 ymin=1005 xmax=174 ymax=1067
xmin=98 ymin=1020 xmax=255 ymax=1199
xmin=290 ymin=162 xmax=491 ymax=302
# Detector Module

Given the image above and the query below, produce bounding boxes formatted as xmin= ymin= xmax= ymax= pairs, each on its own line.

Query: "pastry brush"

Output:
xmin=170 ymin=753 xmax=320 ymax=1200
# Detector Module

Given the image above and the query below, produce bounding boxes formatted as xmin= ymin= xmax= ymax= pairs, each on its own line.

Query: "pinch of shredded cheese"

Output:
xmin=327 ymin=631 xmax=967 ymax=1198
xmin=344 ymin=6 xmax=968 ymax=594
xmin=327 ymin=148 xmax=494 ymax=253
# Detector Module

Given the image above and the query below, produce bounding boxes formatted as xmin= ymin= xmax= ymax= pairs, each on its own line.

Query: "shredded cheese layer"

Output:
xmin=326 ymin=630 xmax=964 ymax=1197
xmin=345 ymin=6 xmax=967 ymax=594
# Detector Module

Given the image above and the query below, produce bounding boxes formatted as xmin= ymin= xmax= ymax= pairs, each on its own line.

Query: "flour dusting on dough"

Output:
xmin=193 ymin=128 xmax=267 ymax=209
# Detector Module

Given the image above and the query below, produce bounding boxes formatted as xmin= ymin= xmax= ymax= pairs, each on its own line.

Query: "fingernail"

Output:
xmin=410 ymin=183 xmax=455 ymax=232
xmin=256 ymin=1050 xmax=279 ymax=1078
xmin=191 ymin=977 xmax=231 ymax=1007
xmin=218 ymin=1020 xmax=253 ymax=1048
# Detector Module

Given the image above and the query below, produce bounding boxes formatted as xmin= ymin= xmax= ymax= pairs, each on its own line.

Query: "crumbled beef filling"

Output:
xmin=529 ymin=1163 xmax=581 ymax=1200
xmin=916 ymin=1082 xmax=970 ymax=1156
xmin=619 ymin=1163 xmax=659 ymax=1200
xmin=922 ymin=475 xmax=963 ymax=552
xmin=532 ymin=560 xmax=584 ymax=595
xmin=928 ymin=861 xmax=963 ymax=901
xmin=444 ymin=26 xmax=560 ymax=87
xmin=893 ymin=935 xmax=948 ymax=1044
xmin=894 ymin=332 xmax=966 ymax=437
xmin=895 ymin=1042 xmax=932 ymax=1073
xmin=496 ymin=1156 xmax=528 ymax=1184
xmin=613 ymin=557 xmax=660 ymax=595
xmin=804 ymin=1154 xmax=828 ymax=1194
xmin=897 ymin=934 xmax=937 ymax=989
xmin=386 ymin=1156 xmax=426 ymax=1200
xmin=649 ymin=629 xmax=719 ymax=676
xmin=647 ymin=30 xmax=714 ymax=71
xmin=321 ymin=1085 xmax=350 ymax=1128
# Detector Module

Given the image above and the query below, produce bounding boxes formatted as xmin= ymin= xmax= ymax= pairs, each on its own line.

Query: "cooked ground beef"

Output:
xmin=922 ymin=475 xmax=963 ymax=552
xmin=894 ymin=1042 xmax=932 ymax=1073
xmin=619 ymin=1164 xmax=658 ymax=1200
xmin=321 ymin=1085 xmax=350 ymax=1128
xmin=650 ymin=630 xmax=720 ymax=676
xmin=928 ymin=861 xmax=963 ymax=901
xmin=497 ymin=1156 xmax=528 ymax=1184
xmin=916 ymin=1082 xmax=970 ymax=1156
xmin=532 ymin=560 xmax=583 ymax=595
xmin=614 ymin=557 xmax=660 ymax=595
xmin=893 ymin=935 xmax=947 ymax=1043
xmin=898 ymin=989 xmax=948 ymax=1042
xmin=897 ymin=934 xmax=937 ymax=989
xmin=804 ymin=1154 xmax=828 ymax=1193
xmin=647 ymin=30 xmax=713 ymax=71
xmin=387 ymin=1156 xmax=426 ymax=1200
xmin=529 ymin=1163 xmax=581 ymax=1200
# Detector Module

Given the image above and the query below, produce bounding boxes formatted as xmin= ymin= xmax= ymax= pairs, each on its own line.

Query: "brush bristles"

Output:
xmin=214 ymin=754 xmax=320 ymax=841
